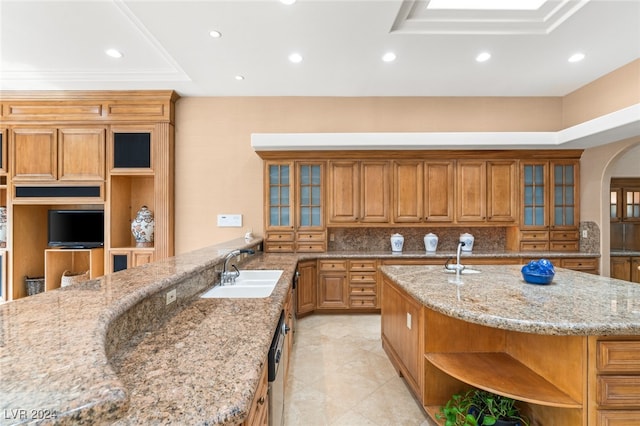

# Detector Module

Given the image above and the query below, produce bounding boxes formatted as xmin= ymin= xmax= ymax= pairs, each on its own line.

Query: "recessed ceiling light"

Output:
xmin=280 ymin=0 xmax=297 ymax=4
xmin=105 ymin=49 xmax=123 ymax=58
xmin=382 ymin=52 xmax=397 ymax=62
xmin=288 ymin=52 xmax=303 ymax=63
xmin=568 ymin=52 xmax=585 ymax=63
xmin=235 ymin=75 xmax=245 ymax=81
xmin=209 ymin=30 xmax=222 ymax=38
xmin=476 ymin=52 xmax=491 ymax=62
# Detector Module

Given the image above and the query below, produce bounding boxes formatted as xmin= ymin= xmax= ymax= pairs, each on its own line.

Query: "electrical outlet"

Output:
xmin=166 ymin=289 xmax=177 ymax=305
xmin=582 ymin=230 xmax=588 ymax=238
xmin=406 ymin=312 xmax=412 ymax=330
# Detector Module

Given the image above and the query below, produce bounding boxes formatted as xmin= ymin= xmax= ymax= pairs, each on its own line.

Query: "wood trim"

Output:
xmin=255 ymin=149 xmax=584 ymax=161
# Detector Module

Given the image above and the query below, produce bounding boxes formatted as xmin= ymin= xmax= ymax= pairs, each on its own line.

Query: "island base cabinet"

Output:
xmin=381 ymin=275 xmax=423 ymax=397
xmin=243 ymin=359 xmax=268 ymax=426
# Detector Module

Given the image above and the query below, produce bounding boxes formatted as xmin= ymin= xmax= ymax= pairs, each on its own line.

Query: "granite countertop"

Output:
xmin=611 ymin=250 xmax=640 ymax=257
xmin=0 ymin=238 xmax=297 ymax=426
xmin=0 ymin=243 xmax=602 ymax=425
xmin=380 ymin=264 xmax=640 ymax=336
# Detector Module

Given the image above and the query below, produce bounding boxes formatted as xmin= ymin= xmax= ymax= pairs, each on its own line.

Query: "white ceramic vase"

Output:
xmin=390 ymin=233 xmax=404 ymax=253
xmin=0 ymin=206 xmax=7 ymax=247
xmin=131 ymin=206 xmax=155 ymax=247
xmin=424 ymin=233 xmax=438 ymax=252
xmin=460 ymin=233 xmax=474 ymax=252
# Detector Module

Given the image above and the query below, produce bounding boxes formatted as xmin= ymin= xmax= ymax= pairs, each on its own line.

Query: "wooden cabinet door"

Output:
xmin=360 ymin=161 xmax=389 ymax=223
xmin=632 ymin=258 xmax=640 ymax=283
xmin=265 ymin=162 xmax=295 ymax=231
xmin=393 ymin=160 xmax=423 ymax=223
xmin=456 ymin=161 xmax=486 ymax=222
xmin=132 ymin=250 xmax=154 ymax=267
xmin=521 ymin=162 xmax=549 ymax=229
xmin=58 ymin=127 xmax=106 ymax=181
xmin=296 ymin=260 xmax=317 ymax=315
xmin=611 ymin=257 xmax=631 ymax=281
xmin=12 ymin=127 xmax=57 ymax=181
xmin=317 ymin=273 xmax=348 ymax=309
xmin=328 ymin=161 xmax=359 ymax=223
xmin=425 ymin=161 xmax=454 ymax=222
xmin=487 ymin=160 xmax=518 ymax=222
xmin=550 ymin=161 xmax=579 ymax=230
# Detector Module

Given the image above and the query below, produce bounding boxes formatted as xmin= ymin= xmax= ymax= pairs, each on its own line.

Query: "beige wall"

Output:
xmin=174 ymin=62 xmax=640 ymax=255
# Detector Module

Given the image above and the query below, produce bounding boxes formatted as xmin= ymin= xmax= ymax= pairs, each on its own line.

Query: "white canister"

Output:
xmin=424 ymin=233 xmax=438 ymax=252
xmin=390 ymin=233 xmax=404 ymax=253
xmin=460 ymin=233 xmax=474 ymax=252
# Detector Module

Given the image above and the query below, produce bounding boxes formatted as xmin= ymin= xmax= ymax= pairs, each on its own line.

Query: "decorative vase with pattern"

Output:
xmin=390 ymin=233 xmax=404 ymax=253
xmin=131 ymin=206 xmax=155 ymax=247
xmin=0 ymin=206 xmax=7 ymax=248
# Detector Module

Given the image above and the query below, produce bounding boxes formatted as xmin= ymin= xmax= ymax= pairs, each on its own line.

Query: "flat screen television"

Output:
xmin=47 ymin=210 xmax=105 ymax=248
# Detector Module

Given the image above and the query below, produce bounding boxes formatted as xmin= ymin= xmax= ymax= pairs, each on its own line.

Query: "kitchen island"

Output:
xmin=379 ymin=264 xmax=640 ymax=425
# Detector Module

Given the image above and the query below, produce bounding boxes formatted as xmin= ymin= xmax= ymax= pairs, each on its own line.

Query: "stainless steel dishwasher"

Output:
xmin=268 ymin=311 xmax=286 ymax=426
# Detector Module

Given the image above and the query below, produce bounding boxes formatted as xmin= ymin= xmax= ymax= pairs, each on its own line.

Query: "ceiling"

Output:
xmin=0 ymin=0 xmax=639 ymax=98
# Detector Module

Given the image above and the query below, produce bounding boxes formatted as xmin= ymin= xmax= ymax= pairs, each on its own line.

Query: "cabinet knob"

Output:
xmin=258 ymin=396 xmax=265 ymax=405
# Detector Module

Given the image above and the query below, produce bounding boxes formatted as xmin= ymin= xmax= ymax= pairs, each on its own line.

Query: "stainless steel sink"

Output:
xmin=201 ymin=270 xmax=283 ymax=298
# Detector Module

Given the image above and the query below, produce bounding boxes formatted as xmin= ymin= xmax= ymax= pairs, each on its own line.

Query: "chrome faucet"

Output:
xmin=445 ymin=241 xmax=466 ymax=282
xmin=220 ymin=249 xmax=255 ymax=285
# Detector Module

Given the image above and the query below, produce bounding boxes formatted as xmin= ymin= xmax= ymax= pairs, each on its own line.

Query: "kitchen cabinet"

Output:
xmin=44 ymin=248 xmax=103 ymax=291
xmin=392 ymin=160 xmax=454 ymax=223
xmin=243 ymin=357 xmax=268 ymax=426
xmin=264 ymin=161 xmax=326 ymax=253
xmin=518 ymin=160 xmax=580 ymax=251
xmin=348 ymin=259 xmax=379 ymax=309
xmin=611 ymin=178 xmax=640 ymax=222
xmin=456 ymin=160 xmax=518 ymax=223
xmin=317 ymin=260 xmax=349 ymax=309
xmin=381 ymin=274 xmax=423 ymax=397
xmin=610 ymin=256 xmax=640 ymax=283
xmin=11 ymin=126 xmax=105 ymax=182
xmin=296 ymin=259 xmax=317 ymax=316
xmin=327 ymin=160 xmax=389 ymax=224
xmin=2 ymin=91 xmax=177 ymax=300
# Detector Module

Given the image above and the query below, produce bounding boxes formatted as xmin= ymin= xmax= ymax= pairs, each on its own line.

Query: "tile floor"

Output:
xmin=284 ymin=313 xmax=436 ymax=426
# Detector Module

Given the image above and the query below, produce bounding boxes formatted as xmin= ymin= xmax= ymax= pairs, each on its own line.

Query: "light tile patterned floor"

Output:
xmin=284 ymin=314 xmax=436 ymax=426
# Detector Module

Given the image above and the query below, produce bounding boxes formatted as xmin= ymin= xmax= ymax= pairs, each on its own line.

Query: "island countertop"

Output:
xmin=380 ymin=264 xmax=640 ymax=336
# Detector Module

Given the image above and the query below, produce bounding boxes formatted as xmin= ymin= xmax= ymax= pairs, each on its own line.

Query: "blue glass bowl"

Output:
xmin=522 ymin=271 xmax=554 ymax=285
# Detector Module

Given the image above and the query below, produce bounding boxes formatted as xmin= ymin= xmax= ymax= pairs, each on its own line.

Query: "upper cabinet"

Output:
xmin=392 ymin=160 xmax=454 ymax=223
xmin=519 ymin=159 xmax=580 ymax=251
xmin=264 ymin=161 xmax=326 ymax=252
xmin=11 ymin=127 xmax=105 ymax=182
xmin=611 ymin=178 xmax=640 ymax=222
xmin=456 ymin=160 xmax=518 ymax=223
xmin=327 ymin=160 xmax=389 ymax=224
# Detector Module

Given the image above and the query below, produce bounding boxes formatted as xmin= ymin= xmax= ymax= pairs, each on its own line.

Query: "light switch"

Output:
xmin=217 ymin=214 xmax=242 ymax=227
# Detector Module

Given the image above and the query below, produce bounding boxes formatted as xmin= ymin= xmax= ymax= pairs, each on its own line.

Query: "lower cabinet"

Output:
xmin=349 ymin=259 xmax=379 ymax=309
xmin=109 ymin=248 xmax=154 ymax=273
xmin=611 ymin=256 xmax=640 ymax=283
xmin=296 ymin=260 xmax=317 ymax=316
xmin=317 ymin=260 xmax=349 ymax=309
xmin=243 ymin=358 xmax=268 ymax=426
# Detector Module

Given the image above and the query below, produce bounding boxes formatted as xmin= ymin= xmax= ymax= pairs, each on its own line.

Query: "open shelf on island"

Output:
xmin=425 ymin=352 xmax=581 ymax=408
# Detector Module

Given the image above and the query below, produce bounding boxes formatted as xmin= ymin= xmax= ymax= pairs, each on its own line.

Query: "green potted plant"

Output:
xmin=437 ymin=389 xmax=529 ymax=426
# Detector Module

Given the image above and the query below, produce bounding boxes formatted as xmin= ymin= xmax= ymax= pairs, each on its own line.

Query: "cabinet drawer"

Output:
xmin=597 ymin=376 xmax=640 ymax=407
xmin=266 ymin=232 xmax=294 ymax=242
xmin=350 ymin=271 xmax=377 ymax=284
xmin=598 ymin=341 xmax=640 ymax=373
xmin=349 ymin=283 xmax=376 ymax=295
xmin=520 ymin=231 xmax=549 ymax=241
xmin=319 ymin=260 xmax=347 ymax=272
xmin=597 ymin=410 xmax=640 ymax=425
xmin=550 ymin=230 xmax=580 ymax=241
xmin=350 ymin=295 xmax=377 ymax=308
xmin=520 ymin=242 xmax=550 ymax=251
xmin=549 ymin=241 xmax=580 ymax=251
xmin=296 ymin=242 xmax=326 ymax=253
xmin=264 ymin=242 xmax=295 ymax=253
xmin=349 ymin=259 xmax=377 ymax=272
xmin=296 ymin=231 xmax=325 ymax=242
xmin=561 ymin=258 xmax=598 ymax=270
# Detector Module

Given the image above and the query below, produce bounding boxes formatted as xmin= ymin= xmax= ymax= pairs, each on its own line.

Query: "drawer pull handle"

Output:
xmin=258 ymin=396 xmax=265 ymax=405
